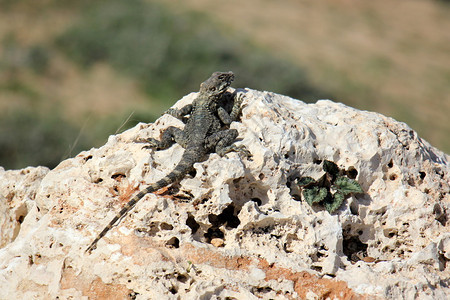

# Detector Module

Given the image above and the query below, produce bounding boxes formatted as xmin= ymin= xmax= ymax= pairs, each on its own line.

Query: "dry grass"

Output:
xmin=0 ymin=1 xmax=164 ymax=168
xmin=162 ymin=0 xmax=450 ymax=152
xmin=0 ymin=2 xmax=159 ymax=123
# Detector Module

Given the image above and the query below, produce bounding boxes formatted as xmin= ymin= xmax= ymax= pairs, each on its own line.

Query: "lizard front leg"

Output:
xmin=217 ymin=92 xmax=246 ymax=125
xmin=137 ymin=126 xmax=188 ymax=150
xmin=136 ymin=105 xmax=192 ymax=149
xmin=165 ymin=104 xmax=193 ymax=123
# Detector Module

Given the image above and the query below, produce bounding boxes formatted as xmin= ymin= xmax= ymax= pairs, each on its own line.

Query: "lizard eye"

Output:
xmin=209 ymin=86 xmax=216 ymax=92
xmin=218 ymin=75 xmax=225 ymax=80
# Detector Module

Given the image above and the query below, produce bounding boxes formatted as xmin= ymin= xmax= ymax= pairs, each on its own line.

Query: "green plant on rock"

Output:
xmin=296 ymin=160 xmax=363 ymax=213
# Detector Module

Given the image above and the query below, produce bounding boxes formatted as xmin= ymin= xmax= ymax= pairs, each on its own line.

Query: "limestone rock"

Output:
xmin=0 ymin=166 xmax=49 ymax=248
xmin=0 ymin=89 xmax=448 ymax=299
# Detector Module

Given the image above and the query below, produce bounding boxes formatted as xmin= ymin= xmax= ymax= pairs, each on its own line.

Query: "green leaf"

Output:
xmin=334 ymin=176 xmax=363 ymax=195
xmin=324 ymin=192 xmax=345 ymax=213
xmin=303 ymin=186 xmax=328 ymax=206
xmin=323 ymin=160 xmax=339 ymax=177
xmin=297 ymin=176 xmax=316 ymax=187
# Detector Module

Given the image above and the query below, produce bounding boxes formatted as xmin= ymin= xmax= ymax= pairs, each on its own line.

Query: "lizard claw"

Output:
xmin=234 ymin=93 xmax=248 ymax=111
xmin=217 ymin=144 xmax=252 ymax=160
xmin=164 ymin=108 xmax=181 ymax=118
xmin=236 ymin=145 xmax=252 ymax=160
xmin=135 ymin=137 xmax=149 ymax=143
xmin=230 ymin=93 xmax=247 ymax=121
xmin=235 ymin=92 xmax=246 ymax=106
xmin=135 ymin=138 xmax=160 ymax=149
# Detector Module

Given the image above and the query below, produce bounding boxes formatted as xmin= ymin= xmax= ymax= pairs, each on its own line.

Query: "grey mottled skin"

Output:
xmin=85 ymin=71 xmax=249 ymax=253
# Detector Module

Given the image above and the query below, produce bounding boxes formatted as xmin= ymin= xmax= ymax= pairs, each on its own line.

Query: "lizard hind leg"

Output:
xmin=207 ymin=129 xmax=251 ymax=158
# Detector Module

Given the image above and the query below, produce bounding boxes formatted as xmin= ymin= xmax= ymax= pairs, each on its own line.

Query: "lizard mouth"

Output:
xmin=216 ymin=72 xmax=234 ymax=93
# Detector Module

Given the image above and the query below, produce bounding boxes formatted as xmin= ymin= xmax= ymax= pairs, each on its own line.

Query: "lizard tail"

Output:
xmin=85 ymin=150 xmax=197 ymax=253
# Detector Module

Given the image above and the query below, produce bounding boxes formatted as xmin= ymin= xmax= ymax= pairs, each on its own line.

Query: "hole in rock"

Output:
xmin=283 ymin=242 xmax=292 ymax=254
xmin=204 ymin=227 xmax=224 ymax=243
xmin=208 ymin=204 xmax=240 ymax=228
xmin=17 ymin=215 xmax=25 ymax=224
xmin=387 ymin=160 xmax=393 ymax=168
xmin=169 ymin=286 xmax=177 ymax=294
xmin=292 ymin=194 xmax=301 ymax=202
xmin=350 ymin=202 xmax=359 ymax=215
xmin=160 ymin=222 xmax=173 ymax=230
xmin=177 ymin=274 xmax=188 ymax=283
xmin=129 ymin=290 xmax=141 ymax=298
xmin=172 ymin=191 xmax=194 ymax=202
xmin=383 ymin=229 xmax=397 ymax=238
xmin=186 ymin=214 xmax=199 ymax=234
xmin=252 ymin=286 xmax=273 ymax=295
xmin=188 ymin=169 xmax=197 ymax=178
xmin=251 ymin=198 xmax=262 ymax=206
xmin=343 ymin=236 xmax=368 ymax=263
xmin=439 ymin=253 xmax=449 ymax=270
xmin=136 ymin=221 xmax=160 ymax=237
xmin=208 ymin=214 xmax=219 ymax=225
xmin=229 ymin=174 xmax=270 ymax=207
xmin=433 ymin=203 xmax=447 ymax=226
xmin=165 ymin=237 xmax=179 ymax=249
xmin=286 ymin=180 xmax=291 ymax=189
xmin=311 ymin=266 xmax=322 ymax=272
xmin=389 ymin=174 xmax=397 ymax=181
xmin=111 ymin=173 xmax=126 ymax=180
xmin=346 ymin=167 xmax=358 ymax=179
xmin=94 ymin=178 xmax=103 ymax=184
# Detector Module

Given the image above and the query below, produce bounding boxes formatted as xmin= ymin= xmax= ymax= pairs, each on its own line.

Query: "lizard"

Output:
xmin=85 ymin=71 xmax=249 ymax=253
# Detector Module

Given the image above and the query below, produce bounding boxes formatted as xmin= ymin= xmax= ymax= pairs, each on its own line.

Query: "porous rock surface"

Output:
xmin=0 ymin=89 xmax=449 ymax=299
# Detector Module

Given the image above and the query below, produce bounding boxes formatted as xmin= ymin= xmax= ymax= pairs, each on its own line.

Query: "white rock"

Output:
xmin=0 ymin=88 xmax=448 ymax=299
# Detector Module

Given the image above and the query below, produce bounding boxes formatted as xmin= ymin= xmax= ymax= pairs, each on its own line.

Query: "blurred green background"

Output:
xmin=1 ymin=0 xmax=449 ymax=170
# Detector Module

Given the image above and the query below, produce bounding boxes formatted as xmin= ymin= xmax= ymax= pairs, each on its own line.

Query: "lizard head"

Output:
xmin=199 ymin=71 xmax=235 ymax=97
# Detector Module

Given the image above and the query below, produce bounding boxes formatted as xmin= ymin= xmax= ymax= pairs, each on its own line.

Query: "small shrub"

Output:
xmin=296 ymin=160 xmax=363 ymax=213
xmin=1 ymin=35 xmax=50 ymax=74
